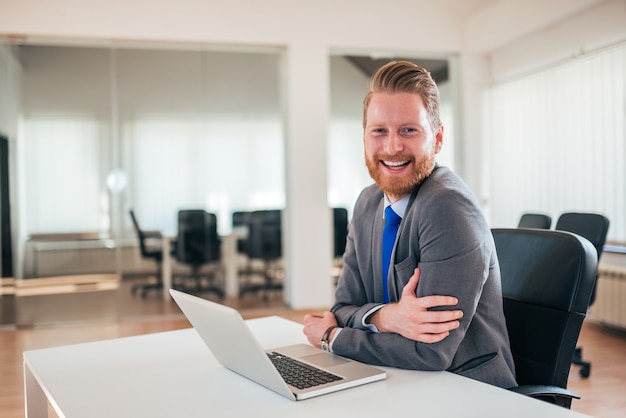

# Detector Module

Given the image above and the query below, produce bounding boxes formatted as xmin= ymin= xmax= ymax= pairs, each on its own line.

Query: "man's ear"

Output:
xmin=433 ymin=125 xmax=444 ymax=154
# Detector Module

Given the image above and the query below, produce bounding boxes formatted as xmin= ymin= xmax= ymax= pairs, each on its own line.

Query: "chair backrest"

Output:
xmin=518 ymin=213 xmax=552 ymax=229
xmin=333 ymin=207 xmax=349 ymax=258
xmin=176 ymin=210 xmax=220 ymax=265
xmin=555 ymin=212 xmax=609 ymax=261
xmin=555 ymin=213 xmax=609 ymax=307
xmin=246 ymin=209 xmax=282 ymax=261
xmin=232 ymin=211 xmax=252 ymax=254
xmin=492 ymin=228 xmax=598 ymax=389
xmin=129 ymin=209 xmax=154 ymax=258
xmin=232 ymin=211 xmax=252 ymax=228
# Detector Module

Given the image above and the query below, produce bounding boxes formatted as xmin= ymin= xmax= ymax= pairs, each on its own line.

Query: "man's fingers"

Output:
xmin=415 ymin=295 xmax=460 ymax=309
xmin=417 ymin=320 xmax=461 ymax=334
xmin=402 ymin=267 xmax=421 ymax=296
xmin=422 ymin=309 xmax=464 ymax=323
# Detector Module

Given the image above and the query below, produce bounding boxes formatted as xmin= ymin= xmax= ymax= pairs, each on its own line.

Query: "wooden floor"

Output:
xmin=1 ymin=278 xmax=626 ymax=417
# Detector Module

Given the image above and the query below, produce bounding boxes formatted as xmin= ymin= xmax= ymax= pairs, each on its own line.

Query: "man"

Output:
xmin=303 ymin=61 xmax=517 ymax=389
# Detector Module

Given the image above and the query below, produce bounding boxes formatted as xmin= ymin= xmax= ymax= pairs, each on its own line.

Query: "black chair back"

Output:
xmin=492 ymin=228 xmax=597 ymax=407
xmin=128 ymin=209 xmax=163 ymax=261
xmin=555 ymin=212 xmax=609 ymax=262
xmin=333 ymin=207 xmax=349 ymax=258
xmin=247 ymin=210 xmax=282 ymax=261
xmin=176 ymin=210 xmax=220 ymax=266
xmin=556 ymin=212 xmax=609 ymax=306
xmin=232 ymin=211 xmax=252 ymax=254
xmin=517 ymin=213 xmax=552 ymax=229
xmin=128 ymin=209 xmax=164 ymax=297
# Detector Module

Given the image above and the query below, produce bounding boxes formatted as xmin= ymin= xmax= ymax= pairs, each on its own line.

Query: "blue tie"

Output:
xmin=382 ymin=205 xmax=402 ymax=304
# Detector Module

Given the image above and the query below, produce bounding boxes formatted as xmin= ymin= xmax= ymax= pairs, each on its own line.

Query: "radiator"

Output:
xmin=589 ymin=267 xmax=626 ymax=330
xmin=23 ymin=239 xmax=153 ymax=278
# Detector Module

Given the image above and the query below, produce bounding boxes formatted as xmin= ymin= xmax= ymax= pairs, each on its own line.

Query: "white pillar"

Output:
xmin=282 ymin=43 xmax=333 ymax=309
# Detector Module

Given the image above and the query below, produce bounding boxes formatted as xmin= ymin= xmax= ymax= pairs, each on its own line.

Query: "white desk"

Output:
xmin=23 ymin=316 xmax=590 ymax=418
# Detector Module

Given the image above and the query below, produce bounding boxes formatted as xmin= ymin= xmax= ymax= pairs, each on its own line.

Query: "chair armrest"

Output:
xmin=510 ymin=385 xmax=580 ymax=408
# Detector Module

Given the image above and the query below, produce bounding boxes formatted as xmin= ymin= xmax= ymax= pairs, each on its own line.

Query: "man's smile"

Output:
xmin=381 ymin=159 xmax=410 ymax=170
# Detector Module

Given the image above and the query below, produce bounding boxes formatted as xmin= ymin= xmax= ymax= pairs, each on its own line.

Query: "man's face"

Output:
xmin=364 ymin=92 xmax=443 ymax=202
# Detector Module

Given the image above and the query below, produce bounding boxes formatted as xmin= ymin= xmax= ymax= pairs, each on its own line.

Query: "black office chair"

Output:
xmin=332 ymin=207 xmax=349 ymax=285
xmin=492 ymin=228 xmax=598 ymax=409
xmin=232 ymin=210 xmax=252 ymax=256
xmin=129 ymin=209 xmax=165 ymax=298
xmin=517 ymin=213 xmax=552 ymax=229
xmin=555 ymin=212 xmax=610 ymax=378
xmin=333 ymin=207 xmax=349 ymax=259
xmin=175 ymin=210 xmax=224 ymax=298
xmin=238 ymin=209 xmax=283 ymax=299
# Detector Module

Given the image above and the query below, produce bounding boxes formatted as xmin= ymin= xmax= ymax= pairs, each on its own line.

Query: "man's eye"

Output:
xmin=372 ymin=128 xmax=387 ymax=135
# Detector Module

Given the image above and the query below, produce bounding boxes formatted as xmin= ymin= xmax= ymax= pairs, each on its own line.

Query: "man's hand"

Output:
xmin=369 ymin=268 xmax=463 ymax=343
xmin=303 ymin=311 xmax=338 ymax=347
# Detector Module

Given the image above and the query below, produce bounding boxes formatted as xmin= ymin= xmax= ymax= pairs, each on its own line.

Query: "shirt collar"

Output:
xmin=383 ymin=194 xmax=410 ymax=219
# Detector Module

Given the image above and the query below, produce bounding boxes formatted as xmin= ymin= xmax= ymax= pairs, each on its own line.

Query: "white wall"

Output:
xmin=487 ymin=0 xmax=626 ymax=82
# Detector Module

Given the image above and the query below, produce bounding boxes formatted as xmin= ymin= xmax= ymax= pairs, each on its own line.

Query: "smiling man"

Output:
xmin=303 ymin=61 xmax=517 ymax=389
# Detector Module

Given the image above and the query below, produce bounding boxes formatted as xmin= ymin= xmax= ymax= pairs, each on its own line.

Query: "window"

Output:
xmin=23 ymin=115 xmax=103 ymax=234
xmin=125 ymin=115 xmax=284 ymax=236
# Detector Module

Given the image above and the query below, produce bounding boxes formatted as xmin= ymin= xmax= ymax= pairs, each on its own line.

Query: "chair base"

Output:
xmin=238 ymin=281 xmax=283 ymax=300
xmin=178 ymin=265 xmax=225 ymax=299
xmin=572 ymin=346 xmax=591 ymax=378
xmin=179 ymin=279 xmax=224 ymax=299
xmin=238 ymin=262 xmax=283 ymax=300
xmin=131 ymin=279 xmax=163 ymax=298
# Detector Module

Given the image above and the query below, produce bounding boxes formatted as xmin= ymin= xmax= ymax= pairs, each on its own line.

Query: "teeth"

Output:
xmin=384 ymin=161 xmax=407 ymax=167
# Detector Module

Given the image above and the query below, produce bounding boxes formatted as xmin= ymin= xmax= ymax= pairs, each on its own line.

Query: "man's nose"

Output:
xmin=384 ymin=132 xmax=403 ymax=154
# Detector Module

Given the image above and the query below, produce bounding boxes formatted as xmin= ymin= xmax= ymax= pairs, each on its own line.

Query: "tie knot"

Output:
xmin=385 ymin=206 xmax=402 ymax=227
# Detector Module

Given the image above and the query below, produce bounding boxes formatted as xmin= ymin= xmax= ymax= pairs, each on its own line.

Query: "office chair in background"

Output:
xmin=333 ymin=207 xmax=349 ymax=259
xmin=175 ymin=210 xmax=224 ymax=298
xmin=332 ymin=207 xmax=349 ymax=285
xmin=129 ymin=209 xmax=165 ymax=298
xmin=517 ymin=213 xmax=552 ymax=229
xmin=492 ymin=228 xmax=598 ymax=409
xmin=232 ymin=210 xmax=252 ymax=258
xmin=555 ymin=212 xmax=610 ymax=378
xmin=238 ymin=209 xmax=283 ymax=299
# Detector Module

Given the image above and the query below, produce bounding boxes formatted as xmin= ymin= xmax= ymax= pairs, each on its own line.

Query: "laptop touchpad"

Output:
xmin=302 ymin=353 xmax=350 ymax=368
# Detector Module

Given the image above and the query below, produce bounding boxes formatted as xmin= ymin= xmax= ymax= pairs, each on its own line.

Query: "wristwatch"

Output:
xmin=320 ymin=325 xmax=339 ymax=352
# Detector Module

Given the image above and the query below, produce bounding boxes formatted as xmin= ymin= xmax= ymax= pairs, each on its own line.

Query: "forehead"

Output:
xmin=366 ymin=92 xmax=427 ymax=125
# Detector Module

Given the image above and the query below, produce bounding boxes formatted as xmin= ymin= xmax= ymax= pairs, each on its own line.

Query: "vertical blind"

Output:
xmin=126 ymin=115 xmax=285 ymax=236
xmin=488 ymin=43 xmax=625 ymax=242
xmin=23 ymin=116 xmax=103 ymax=233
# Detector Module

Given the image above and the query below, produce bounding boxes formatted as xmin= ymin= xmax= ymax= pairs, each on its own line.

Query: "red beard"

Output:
xmin=365 ymin=151 xmax=436 ymax=197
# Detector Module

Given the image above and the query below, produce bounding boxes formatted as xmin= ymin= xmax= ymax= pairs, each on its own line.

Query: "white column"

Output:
xmin=282 ymin=43 xmax=333 ymax=309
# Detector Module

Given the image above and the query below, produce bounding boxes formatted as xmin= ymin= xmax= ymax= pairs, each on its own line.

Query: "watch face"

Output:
xmin=321 ymin=341 xmax=330 ymax=351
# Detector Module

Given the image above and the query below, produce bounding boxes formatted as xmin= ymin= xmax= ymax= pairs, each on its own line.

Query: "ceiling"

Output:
xmin=342 ymin=0 xmax=502 ymax=82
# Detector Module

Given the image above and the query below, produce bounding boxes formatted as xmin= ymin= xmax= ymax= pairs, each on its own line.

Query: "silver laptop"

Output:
xmin=170 ymin=289 xmax=386 ymax=400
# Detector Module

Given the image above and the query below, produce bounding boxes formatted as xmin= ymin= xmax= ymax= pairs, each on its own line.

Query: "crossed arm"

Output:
xmin=303 ymin=267 xmax=463 ymax=347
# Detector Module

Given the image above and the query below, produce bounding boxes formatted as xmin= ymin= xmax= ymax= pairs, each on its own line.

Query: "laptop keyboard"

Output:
xmin=267 ymin=352 xmax=343 ymax=390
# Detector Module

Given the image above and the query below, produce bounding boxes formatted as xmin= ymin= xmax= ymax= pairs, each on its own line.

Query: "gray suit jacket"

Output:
xmin=332 ymin=166 xmax=517 ymax=389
